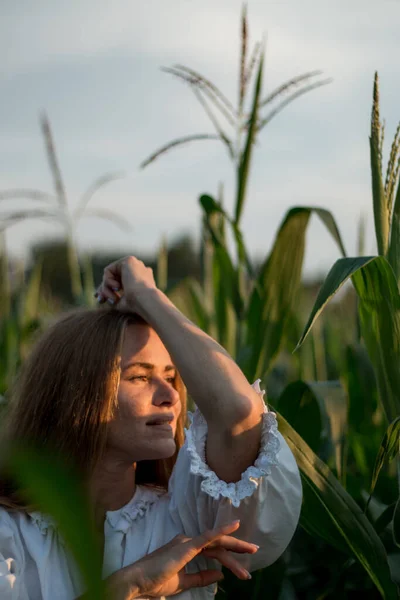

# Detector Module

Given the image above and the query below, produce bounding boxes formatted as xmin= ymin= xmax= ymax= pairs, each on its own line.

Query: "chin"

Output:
xmin=145 ymin=439 xmax=177 ymax=461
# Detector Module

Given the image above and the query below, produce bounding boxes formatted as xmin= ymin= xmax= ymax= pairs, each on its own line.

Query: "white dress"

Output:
xmin=0 ymin=382 xmax=302 ymax=599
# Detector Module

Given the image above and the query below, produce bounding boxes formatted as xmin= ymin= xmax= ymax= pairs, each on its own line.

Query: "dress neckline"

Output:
xmin=105 ymin=484 xmax=165 ymax=532
xmin=29 ymin=484 xmax=166 ymax=536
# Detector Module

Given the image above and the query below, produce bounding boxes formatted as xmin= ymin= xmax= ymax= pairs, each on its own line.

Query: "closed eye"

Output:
xmin=129 ymin=375 xmax=148 ymax=382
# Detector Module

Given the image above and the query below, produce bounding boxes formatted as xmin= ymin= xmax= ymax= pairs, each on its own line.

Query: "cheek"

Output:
xmin=116 ymin=385 xmax=144 ymax=419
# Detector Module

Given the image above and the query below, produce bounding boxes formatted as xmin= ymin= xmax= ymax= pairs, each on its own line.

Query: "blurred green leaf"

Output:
xmin=20 ymin=260 xmax=42 ymax=326
xmin=82 ymin=254 xmax=95 ymax=307
xmin=394 ymin=496 xmax=400 ymax=549
xmin=9 ymin=445 xmax=105 ymax=600
xmin=156 ymin=236 xmax=168 ymax=292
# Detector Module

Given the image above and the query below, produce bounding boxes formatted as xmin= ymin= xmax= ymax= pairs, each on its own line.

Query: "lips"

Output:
xmin=146 ymin=415 xmax=174 ymax=426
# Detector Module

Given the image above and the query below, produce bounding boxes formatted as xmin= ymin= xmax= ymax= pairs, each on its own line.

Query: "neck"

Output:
xmin=89 ymin=454 xmax=137 ymax=532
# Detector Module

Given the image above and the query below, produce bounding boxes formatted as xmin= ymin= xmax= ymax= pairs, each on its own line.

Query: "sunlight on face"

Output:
xmin=106 ymin=323 xmax=182 ymax=463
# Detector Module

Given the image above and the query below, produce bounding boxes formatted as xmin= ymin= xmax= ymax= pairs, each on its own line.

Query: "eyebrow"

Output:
xmin=123 ymin=362 xmax=176 ymax=373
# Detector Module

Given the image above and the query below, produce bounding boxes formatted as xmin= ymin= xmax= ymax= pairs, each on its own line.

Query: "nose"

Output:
xmin=153 ymin=378 xmax=180 ymax=406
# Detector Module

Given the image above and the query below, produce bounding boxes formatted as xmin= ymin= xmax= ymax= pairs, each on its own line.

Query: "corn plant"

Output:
xmin=1 ymin=6 xmax=398 ymax=598
xmin=148 ymin=15 xmax=399 ymax=596
xmin=292 ymin=73 xmax=400 ymax=594
xmin=140 ymin=6 xmax=330 ymax=234
xmin=0 ymin=114 xmax=129 ymax=302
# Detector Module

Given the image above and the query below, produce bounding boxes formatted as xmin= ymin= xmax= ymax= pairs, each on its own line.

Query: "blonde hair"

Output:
xmin=0 ymin=308 xmax=187 ymax=511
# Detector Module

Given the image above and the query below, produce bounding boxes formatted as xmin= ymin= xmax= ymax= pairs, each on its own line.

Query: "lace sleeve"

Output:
xmin=168 ymin=380 xmax=302 ymax=571
xmin=185 ymin=399 xmax=280 ymax=508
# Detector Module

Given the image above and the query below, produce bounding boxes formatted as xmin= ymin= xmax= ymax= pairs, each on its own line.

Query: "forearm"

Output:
xmin=74 ymin=572 xmax=140 ymax=600
xmin=136 ymin=288 xmax=263 ymax=432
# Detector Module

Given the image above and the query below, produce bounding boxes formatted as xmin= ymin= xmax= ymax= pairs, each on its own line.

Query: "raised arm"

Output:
xmin=98 ymin=256 xmax=265 ymax=483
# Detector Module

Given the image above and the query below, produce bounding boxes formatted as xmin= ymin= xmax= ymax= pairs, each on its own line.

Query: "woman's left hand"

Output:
xmin=95 ymin=256 xmax=157 ymax=314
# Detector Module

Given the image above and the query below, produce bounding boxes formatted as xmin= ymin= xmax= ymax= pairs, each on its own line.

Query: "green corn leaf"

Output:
xmin=353 ymin=257 xmax=400 ymax=423
xmin=312 ymin=381 xmax=348 ymax=483
xmin=374 ymin=503 xmax=396 ymax=536
xmin=387 ymin=162 xmax=400 ymax=282
xmin=294 ymin=256 xmax=375 ymax=352
xmin=235 ymin=54 xmax=263 ymax=225
xmin=156 ymin=236 xmax=168 ymax=292
xmin=394 ymin=496 xmax=400 ymax=548
xmin=82 ymin=254 xmax=95 ymax=307
xmin=295 ymin=256 xmax=400 ymax=423
xmin=243 ymin=207 xmax=346 ymax=381
xmin=276 ymin=381 xmax=325 ymax=454
xmin=200 ymin=197 xmax=244 ymax=319
xmin=0 ymin=233 xmax=11 ymax=318
xmin=167 ymin=279 xmax=206 ymax=331
xmin=8 ymin=445 xmax=105 ymax=599
xmin=184 ymin=278 xmax=210 ymax=333
xmin=345 ymin=344 xmax=378 ymax=432
xmin=277 ymin=412 xmax=398 ymax=598
xmin=366 ymin=417 xmax=400 ymax=510
xmin=200 ymin=194 xmax=253 ymax=275
xmin=277 ymin=380 xmax=348 ymax=482
xmin=212 ymin=241 xmax=237 ymax=355
xmin=20 ymin=260 xmax=43 ymax=326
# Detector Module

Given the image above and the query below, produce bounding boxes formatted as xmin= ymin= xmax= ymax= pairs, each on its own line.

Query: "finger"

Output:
xmin=100 ymin=288 xmax=121 ymax=305
xmin=95 ymin=289 xmax=117 ymax=305
xmin=201 ymin=547 xmax=251 ymax=580
xmin=208 ymin=535 xmax=259 ymax=554
xmin=179 ymin=569 xmax=224 ymax=591
xmin=159 ymin=523 xmax=241 ymax=574
xmin=191 ymin=520 xmax=241 ymax=553
xmin=103 ymin=266 xmax=122 ymax=292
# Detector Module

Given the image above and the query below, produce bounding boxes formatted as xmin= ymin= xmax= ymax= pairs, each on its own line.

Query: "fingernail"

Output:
xmin=97 ymin=295 xmax=103 ymax=303
xmin=253 ymin=545 xmax=260 ymax=550
xmin=112 ymin=287 xmax=119 ymax=292
xmin=232 ymin=519 xmax=240 ymax=525
xmin=107 ymin=298 xmax=114 ymax=305
xmin=242 ymin=570 xmax=251 ymax=580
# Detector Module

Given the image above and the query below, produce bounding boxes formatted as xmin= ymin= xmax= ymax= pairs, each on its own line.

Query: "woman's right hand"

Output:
xmin=106 ymin=520 xmax=258 ymax=599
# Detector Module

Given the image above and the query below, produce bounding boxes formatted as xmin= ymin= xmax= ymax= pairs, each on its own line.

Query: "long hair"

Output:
xmin=0 ymin=308 xmax=187 ymax=512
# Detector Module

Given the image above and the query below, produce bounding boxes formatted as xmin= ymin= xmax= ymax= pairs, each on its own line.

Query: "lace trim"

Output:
xmin=105 ymin=485 xmax=165 ymax=533
xmin=29 ymin=486 xmax=164 ymax=536
xmin=29 ymin=511 xmax=57 ymax=535
xmin=185 ymin=379 xmax=280 ymax=508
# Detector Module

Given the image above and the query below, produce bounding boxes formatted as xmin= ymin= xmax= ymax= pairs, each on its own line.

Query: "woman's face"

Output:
xmin=107 ymin=323 xmax=182 ymax=463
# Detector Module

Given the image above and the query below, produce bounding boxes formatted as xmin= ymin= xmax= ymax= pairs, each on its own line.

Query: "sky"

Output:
xmin=1 ymin=0 xmax=400 ymax=278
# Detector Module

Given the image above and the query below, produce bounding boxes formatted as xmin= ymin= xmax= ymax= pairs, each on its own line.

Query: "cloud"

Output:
xmin=1 ymin=0 xmax=399 ymax=276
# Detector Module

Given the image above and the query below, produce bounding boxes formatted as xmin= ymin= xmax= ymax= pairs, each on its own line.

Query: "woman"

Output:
xmin=0 ymin=256 xmax=302 ymax=599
